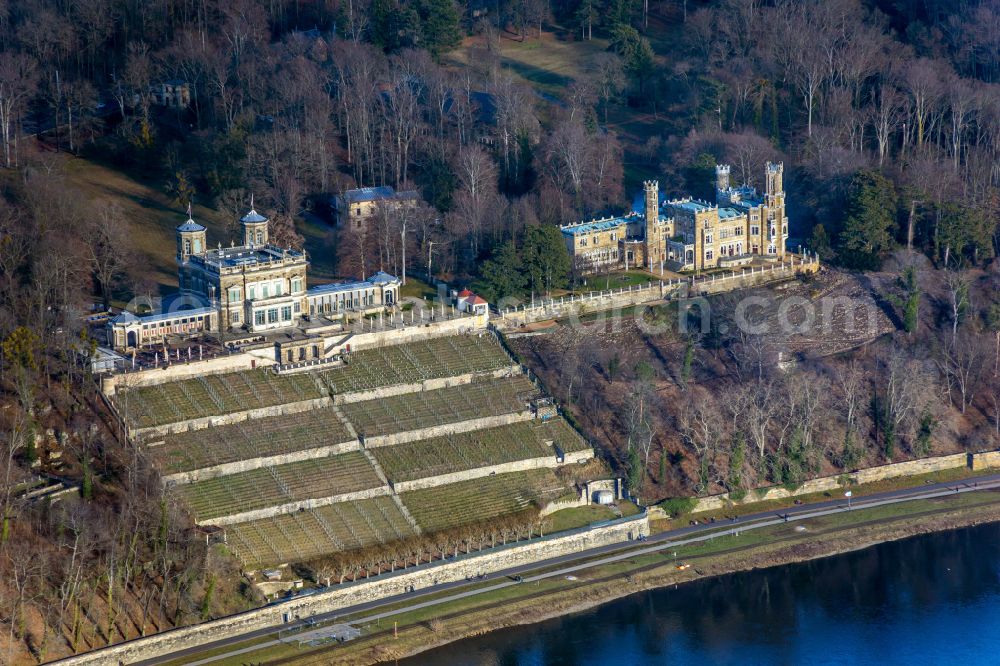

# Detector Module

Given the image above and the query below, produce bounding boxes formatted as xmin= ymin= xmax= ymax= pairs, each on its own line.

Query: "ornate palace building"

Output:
xmin=562 ymin=162 xmax=789 ymax=273
xmin=108 ymin=204 xmax=399 ymax=351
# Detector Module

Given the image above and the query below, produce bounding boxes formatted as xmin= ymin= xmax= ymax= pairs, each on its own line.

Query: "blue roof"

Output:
xmin=367 ymin=271 xmax=399 ymax=285
xmin=561 ymin=217 xmax=629 ymax=236
xmin=110 ymin=311 xmax=139 ymax=324
xmin=110 ymin=306 xmax=216 ymax=326
xmin=308 ymin=280 xmax=375 ymax=296
xmin=718 ymin=207 xmax=744 ymax=219
xmin=344 ymin=186 xmax=395 ymax=203
xmin=177 ymin=220 xmax=206 ymax=233
xmin=241 ymin=209 xmax=268 ymax=224
xmin=138 ymin=306 xmax=216 ymax=324
xmin=672 ymin=201 xmax=712 ymax=213
xmin=733 ymin=199 xmax=764 ymax=211
xmin=307 ymin=272 xmax=397 ymax=296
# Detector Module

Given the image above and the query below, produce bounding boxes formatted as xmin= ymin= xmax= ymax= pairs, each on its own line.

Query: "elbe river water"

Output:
xmin=400 ymin=522 xmax=1000 ymax=665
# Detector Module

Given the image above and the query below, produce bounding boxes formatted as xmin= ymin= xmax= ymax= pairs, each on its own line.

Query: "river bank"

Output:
xmin=204 ymin=489 xmax=1000 ymax=665
xmin=406 ymin=516 xmax=1000 ymax=665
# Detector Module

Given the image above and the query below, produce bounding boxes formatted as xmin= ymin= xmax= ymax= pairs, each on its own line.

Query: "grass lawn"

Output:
xmin=60 ymin=156 xmax=339 ymax=292
xmin=544 ymin=505 xmax=617 ymax=532
xmin=298 ymin=212 xmax=337 ymax=281
xmin=400 ymin=277 xmax=436 ymax=300
xmin=574 ymin=270 xmax=658 ymax=292
xmin=61 ymin=156 xmax=230 ymax=291
xmin=449 ymin=29 xmax=609 ymax=102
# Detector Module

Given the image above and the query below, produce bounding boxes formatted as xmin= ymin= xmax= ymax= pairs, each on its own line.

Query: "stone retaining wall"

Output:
xmin=54 ymin=514 xmax=648 ymax=666
xmin=499 ymin=257 xmax=819 ymax=327
xmin=136 ymin=396 xmax=332 ymax=439
xmin=540 ymin=493 xmax=587 ymax=516
xmin=333 ymin=366 xmax=520 ymax=405
xmin=363 ymin=410 xmax=535 ymax=448
xmin=102 ymin=347 xmax=278 ymax=395
xmin=196 ymin=448 xmax=595 ymax=524
xmin=198 ymin=485 xmax=392 ymax=526
xmin=140 ymin=366 xmax=522 ymax=439
xmin=151 ymin=370 xmax=531 ymax=485
xmin=345 ymin=313 xmax=489 ymax=352
xmin=969 ymin=450 xmax=1000 ymax=471
xmin=162 ymin=439 xmax=362 ymax=485
xmin=391 ymin=448 xmax=593 ymax=493
xmin=101 ymin=315 xmax=490 ymax=395
xmin=688 ymin=452 xmax=970 ymax=513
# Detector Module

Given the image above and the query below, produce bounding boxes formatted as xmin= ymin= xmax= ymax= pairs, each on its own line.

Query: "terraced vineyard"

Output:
xmin=533 ymin=418 xmax=592 ymax=453
xmin=117 ymin=334 xmax=511 ymax=430
xmin=117 ymin=369 xmax=323 ymax=429
xmin=225 ymin=496 xmax=418 ymax=569
xmin=320 ymin=334 xmax=512 ymax=394
xmin=373 ymin=420 xmax=570 ymax=483
xmin=116 ymin=330 xmax=595 ymax=570
xmin=178 ymin=452 xmax=383 ymax=521
xmin=400 ymin=469 xmax=564 ymax=533
xmin=342 ymin=375 xmax=537 ymax=437
xmin=153 ymin=408 xmax=354 ymax=474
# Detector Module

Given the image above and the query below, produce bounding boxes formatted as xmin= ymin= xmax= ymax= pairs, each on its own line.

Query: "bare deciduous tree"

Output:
xmin=84 ymin=202 xmax=132 ymax=309
xmin=0 ymin=53 xmax=38 ymax=168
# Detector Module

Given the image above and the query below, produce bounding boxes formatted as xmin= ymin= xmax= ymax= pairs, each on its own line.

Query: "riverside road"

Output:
xmin=123 ymin=472 xmax=1000 ymax=666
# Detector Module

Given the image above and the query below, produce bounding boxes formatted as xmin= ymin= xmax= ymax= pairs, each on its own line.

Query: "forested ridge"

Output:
xmin=0 ymin=1 xmax=997 ymax=286
xmin=0 ymin=0 xmax=999 ymax=662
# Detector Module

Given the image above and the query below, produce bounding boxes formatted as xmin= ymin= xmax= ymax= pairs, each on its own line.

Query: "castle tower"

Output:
xmin=715 ymin=164 xmax=730 ymax=195
xmin=176 ymin=203 xmax=207 ymax=264
xmin=241 ymin=195 xmax=269 ymax=247
xmin=644 ymin=181 xmax=662 ymax=271
xmin=765 ymin=161 xmax=783 ymax=196
xmin=764 ymin=162 xmax=786 ymax=259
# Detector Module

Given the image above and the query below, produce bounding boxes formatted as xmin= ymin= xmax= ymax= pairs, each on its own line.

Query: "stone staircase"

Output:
xmin=324 ymin=332 xmax=354 ymax=358
xmin=360 ymin=446 xmax=421 ymax=535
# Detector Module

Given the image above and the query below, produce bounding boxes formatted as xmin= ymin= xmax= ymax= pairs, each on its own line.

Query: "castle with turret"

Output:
xmin=561 ymin=162 xmax=788 ymax=273
xmin=107 ymin=203 xmax=400 ymax=352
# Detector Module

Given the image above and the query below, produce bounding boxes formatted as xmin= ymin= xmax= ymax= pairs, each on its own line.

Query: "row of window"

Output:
xmin=252 ymin=306 xmax=294 ymax=327
xmin=704 ymin=243 xmax=782 ymax=262
xmin=310 ymin=289 xmax=377 ymax=311
xmin=707 ymin=223 xmax=782 ymax=242
xmin=578 ymin=232 xmax=618 ymax=248
xmin=141 ymin=315 xmax=207 ymax=331
xmin=226 ymin=278 xmax=304 ymax=303
xmin=137 ymin=321 xmax=204 ymax=340
xmin=311 ymin=297 xmax=366 ymax=314
xmin=229 ymin=301 xmax=301 ymax=327
xmin=284 ymin=345 xmax=322 ymax=363
xmin=581 ymin=248 xmax=619 ymax=261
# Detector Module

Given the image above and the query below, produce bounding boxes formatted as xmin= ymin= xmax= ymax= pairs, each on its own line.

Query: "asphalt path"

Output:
xmin=121 ymin=472 xmax=1000 ymax=666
